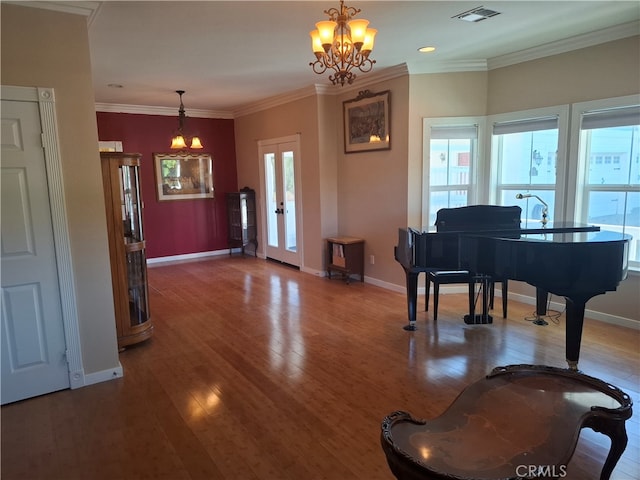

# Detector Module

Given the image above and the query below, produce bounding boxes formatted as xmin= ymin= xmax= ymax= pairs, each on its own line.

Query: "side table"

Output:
xmin=381 ymin=364 xmax=632 ymax=480
xmin=327 ymin=236 xmax=364 ymax=283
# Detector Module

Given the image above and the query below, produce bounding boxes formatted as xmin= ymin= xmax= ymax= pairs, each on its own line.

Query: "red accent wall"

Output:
xmin=96 ymin=112 xmax=238 ymax=259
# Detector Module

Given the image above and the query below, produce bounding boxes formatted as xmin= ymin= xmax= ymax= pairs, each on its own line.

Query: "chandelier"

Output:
xmin=170 ymin=90 xmax=203 ymax=150
xmin=309 ymin=0 xmax=377 ymax=86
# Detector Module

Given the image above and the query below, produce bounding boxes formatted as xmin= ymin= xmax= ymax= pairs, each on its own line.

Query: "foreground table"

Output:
xmin=381 ymin=365 xmax=632 ymax=480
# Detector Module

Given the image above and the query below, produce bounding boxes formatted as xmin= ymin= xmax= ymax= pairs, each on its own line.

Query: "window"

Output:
xmin=489 ymin=107 xmax=568 ymax=227
xmin=423 ymin=119 xmax=482 ymax=230
xmin=573 ymin=100 xmax=640 ymax=267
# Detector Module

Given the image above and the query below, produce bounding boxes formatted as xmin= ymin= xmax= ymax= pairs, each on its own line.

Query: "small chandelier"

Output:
xmin=309 ymin=0 xmax=377 ymax=86
xmin=170 ymin=90 xmax=203 ymax=150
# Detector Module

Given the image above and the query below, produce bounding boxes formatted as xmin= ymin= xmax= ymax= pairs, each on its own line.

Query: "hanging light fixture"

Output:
xmin=170 ymin=90 xmax=203 ymax=150
xmin=309 ymin=0 xmax=377 ymax=86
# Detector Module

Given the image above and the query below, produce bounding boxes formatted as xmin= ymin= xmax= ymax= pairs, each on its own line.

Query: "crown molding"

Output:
xmin=94 ymin=103 xmax=233 ymax=119
xmin=93 ymin=21 xmax=637 ymax=120
xmin=232 ymin=64 xmax=409 ymax=117
xmin=232 ymin=85 xmax=320 ymax=118
xmin=408 ymin=60 xmax=488 ymax=75
xmin=4 ymin=1 xmax=101 ymax=23
xmin=488 ymin=21 xmax=640 ymax=70
xmin=332 ymin=63 xmax=410 ymax=96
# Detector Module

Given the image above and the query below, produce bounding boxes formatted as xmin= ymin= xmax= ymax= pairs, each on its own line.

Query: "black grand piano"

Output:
xmin=395 ymin=205 xmax=631 ymax=370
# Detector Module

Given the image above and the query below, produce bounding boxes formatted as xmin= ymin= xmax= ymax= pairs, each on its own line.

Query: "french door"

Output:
xmin=258 ymin=135 xmax=302 ymax=267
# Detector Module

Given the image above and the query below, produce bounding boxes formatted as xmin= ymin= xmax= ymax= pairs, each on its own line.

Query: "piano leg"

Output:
xmin=533 ymin=288 xmax=550 ymax=325
xmin=403 ymin=269 xmax=419 ymax=331
xmin=565 ymin=297 xmax=587 ymax=371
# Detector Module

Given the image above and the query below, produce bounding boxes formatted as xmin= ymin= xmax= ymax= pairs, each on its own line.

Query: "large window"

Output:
xmin=573 ymin=100 xmax=640 ymax=267
xmin=423 ymin=98 xmax=639 ymax=271
xmin=490 ymin=107 xmax=568 ymax=227
xmin=423 ymin=120 xmax=481 ymax=230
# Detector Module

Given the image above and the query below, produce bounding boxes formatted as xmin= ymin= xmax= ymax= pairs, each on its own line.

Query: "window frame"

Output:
xmin=422 ymin=116 xmax=486 ymax=231
xmin=568 ymin=95 xmax=640 ymax=269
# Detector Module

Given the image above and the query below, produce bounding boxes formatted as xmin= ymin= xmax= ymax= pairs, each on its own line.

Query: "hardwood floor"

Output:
xmin=2 ymin=256 xmax=638 ymax=480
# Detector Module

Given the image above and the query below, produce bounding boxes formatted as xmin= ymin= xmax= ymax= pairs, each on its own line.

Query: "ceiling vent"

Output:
xmin=452 ymin=6 xmax=501 ymax=23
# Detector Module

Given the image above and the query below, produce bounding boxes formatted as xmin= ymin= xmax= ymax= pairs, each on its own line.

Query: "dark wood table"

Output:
xmin=381 ymin=365 xmax=632 ymax=480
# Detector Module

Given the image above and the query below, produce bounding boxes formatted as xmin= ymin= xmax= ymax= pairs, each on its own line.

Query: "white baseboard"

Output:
xmin=147 ymin=249 xmax=229 ymax=265
xmin=148 ymin=254 xmax=638 ymax=329
xmin=506 ymin=292 xmax=639 ymax=330
xmin=80 ymin=363 xmax=124 ymax=388
xmin=396 ymin=283 xmax=638 ymax=330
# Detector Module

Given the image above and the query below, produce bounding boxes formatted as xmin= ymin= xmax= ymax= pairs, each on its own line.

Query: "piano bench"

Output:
xmin=381 ymin=365 xmax=632 ymax=480
xmin=426 ymin=272 xmax=507 ymax=320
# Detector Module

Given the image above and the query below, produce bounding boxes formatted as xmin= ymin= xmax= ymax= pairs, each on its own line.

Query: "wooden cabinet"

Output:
xmin=226 ymin=187 xmax=258 ymax=256
xmin=327 ymin=236 xmax=365 ymax=283
xmin=100 ymin=152 xmax=153 ymax=350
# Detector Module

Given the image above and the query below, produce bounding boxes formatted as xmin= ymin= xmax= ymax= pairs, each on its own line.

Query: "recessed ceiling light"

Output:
xmin=418 ymin=46 xmax=436 ymax=53
xmin=452 ymin=6 xmax=501 ymax=23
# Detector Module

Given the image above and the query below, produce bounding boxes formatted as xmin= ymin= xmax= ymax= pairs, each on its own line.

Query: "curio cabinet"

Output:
xmin=226 ymin=187 xmax=258 ymax=256
xmin=100 ymin=152 xmax=153 ymax=350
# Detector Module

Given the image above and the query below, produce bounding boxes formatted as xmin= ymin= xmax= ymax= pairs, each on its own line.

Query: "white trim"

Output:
xmin=37 ymin=87 xmax=86 ymax=389
xmin=146 ymin=249 xmax=229 ymax=265
xmin=83 ymin=363 xmax=124 ymax=386
xmin=409 ymin=60 xmax=488 ymax=75
xmin=488 ymin=21 xmax=640 ymax=70
xmin=381 ymin=277 xmax=639 ymax=329
xmin=3 ymin=1 xmax=100 ymax=18
xmin=96 ymin=64 xmax=409 ymax=120
xmin=1 ymin=85 xmax=86 ymax=389
xmin=95 ymin=103 xmax=232 ymax=119
xmin=507 ymin=292 xmax=640 ymax=331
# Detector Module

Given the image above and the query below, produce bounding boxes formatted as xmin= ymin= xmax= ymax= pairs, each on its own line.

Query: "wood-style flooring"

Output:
xmin=2 ymin=256 xmax=639 ymax=479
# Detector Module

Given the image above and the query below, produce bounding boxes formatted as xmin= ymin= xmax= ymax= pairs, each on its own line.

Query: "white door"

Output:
xmin=1 ymin=98 xmax=70 ymax=404
xmin=259 ymin=136 xmax=302 ymax=267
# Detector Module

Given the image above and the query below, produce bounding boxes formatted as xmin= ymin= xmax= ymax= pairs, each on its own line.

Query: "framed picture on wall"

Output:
xmin=153 ymin=153 xmax=214 ymax=201
xmin=343 ymin=89 xmax=390 ymax=153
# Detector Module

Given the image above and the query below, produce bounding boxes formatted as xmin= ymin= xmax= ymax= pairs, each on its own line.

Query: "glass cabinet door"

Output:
xmin=119 ymin=162 xmax=149 ymax=327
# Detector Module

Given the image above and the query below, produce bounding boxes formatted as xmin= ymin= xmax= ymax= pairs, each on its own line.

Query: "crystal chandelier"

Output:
xmin=309 ymin=0 xmax=377 ymax=86
xmin=170 ymin=90 xmax=203 ymax=150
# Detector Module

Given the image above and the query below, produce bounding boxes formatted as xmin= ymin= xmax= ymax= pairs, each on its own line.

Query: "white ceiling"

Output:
xmin=27 ymin=1 xmax=640 ymax=115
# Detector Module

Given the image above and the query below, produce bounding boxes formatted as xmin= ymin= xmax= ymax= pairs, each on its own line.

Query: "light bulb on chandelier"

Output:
xmin=309 ymin=0 xmax=377 ymax=86
xmin=170 ymin=90 xmax=203 ymax=150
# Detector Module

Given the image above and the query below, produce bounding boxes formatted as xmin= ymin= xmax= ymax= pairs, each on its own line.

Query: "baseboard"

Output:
xmin=80 ymin=362 xmax=124 ymax=388
xmin=147 ymin=249 xmax=229 ymax=265
xmin=147 ymin=255 xmax=638 ymax=329
xmin=506 ymin=292 xmax=639 ymax=330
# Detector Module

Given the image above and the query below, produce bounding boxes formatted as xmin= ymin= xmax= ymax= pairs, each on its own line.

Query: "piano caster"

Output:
xmin=463 ymin=314 xmax=493 ymax=325
xmin=533 ymin=316 xmax=549 ymax=326
xmin=403 ymin=322 xmax=417 ymax=331
xmin=567 ymin=360 xmax=579 ymax=371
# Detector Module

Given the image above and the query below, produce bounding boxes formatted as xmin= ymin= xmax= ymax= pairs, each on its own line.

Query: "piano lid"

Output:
xmin=489 ymin=230 xmax=632 ymax=244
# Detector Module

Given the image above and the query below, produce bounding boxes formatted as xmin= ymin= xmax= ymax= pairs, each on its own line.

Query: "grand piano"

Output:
xmin=395 ymin=206 xmax=631 ymax=370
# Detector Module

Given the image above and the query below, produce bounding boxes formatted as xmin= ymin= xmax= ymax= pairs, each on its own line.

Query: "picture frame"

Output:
xmin=153 ymin=152 xmax=214 ymax=201
xmin=343 ymin=89 xmax=390 ymax=153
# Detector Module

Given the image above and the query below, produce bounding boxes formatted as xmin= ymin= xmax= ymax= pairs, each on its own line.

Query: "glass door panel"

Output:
xmin=283 ymin=150 xmax=297 ymax=253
